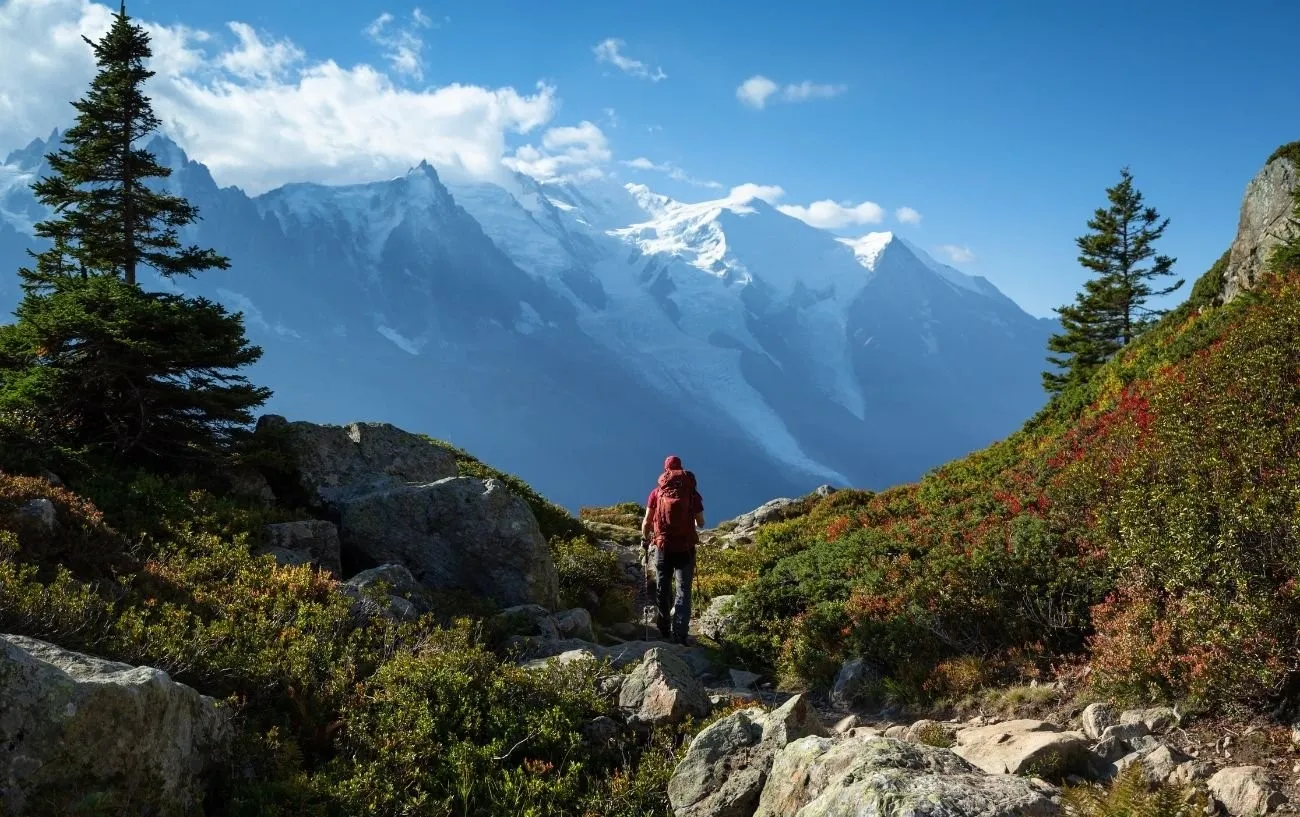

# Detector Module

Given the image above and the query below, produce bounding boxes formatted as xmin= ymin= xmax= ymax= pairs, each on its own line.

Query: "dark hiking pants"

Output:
xmin=655 ymin=547 xmax=695 ymax=642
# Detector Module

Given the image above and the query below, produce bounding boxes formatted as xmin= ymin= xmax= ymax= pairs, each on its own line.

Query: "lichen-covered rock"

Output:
xmin=260 ymin=520 xmax=343 ymax=577
xmin=619 ymin=647 xmax=710 ymax=727
xmin=669 ymin=694 xmax=827 ymax=817
xmin=1118 ymin=706 xmax=1180 ymax=735
xmin=1207 ymin=766 xmax=1287 ymax=816
xmin=757 ymin=735 xmax=1061 ymax=817
xmin=953 ymin=719 xmax=1091 ymax=777
xmin=1222 ymin=152 xmax=1300 ymax=303
xmin=698 ymin=595 xmax=738 ymax=643
xmin=1114 ymin=743 xmax=1192 ymax=785
xmin=905 ymin=718 xmax=958 ymax=746
xmin=554 ymin=608 xmax=595 ymax=641
xmin=258 ymin=415 xmax=458 ymax=504
xmin=1081 ymin=702 xmax=1118 ymax=740
xmin=344 ymin=563 xmax=423 ymax=598
xmin=0 ymin=634 xmax=231 ymax=817
xmin=829 ymin=657 xmax=879 ymax=710
xmin=337 ymin=477 xmax=560 ymax=609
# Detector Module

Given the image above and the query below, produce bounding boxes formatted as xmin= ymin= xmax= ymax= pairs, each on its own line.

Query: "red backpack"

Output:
xmin=653 ymin=469 xmax=699 ymax=552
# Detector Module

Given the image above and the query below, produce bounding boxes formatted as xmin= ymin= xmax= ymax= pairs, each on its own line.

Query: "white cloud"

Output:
xmin=777 ymin=199 xmax=885 ymax=229
xmin=895 ymin=206 xmax=922 ymax=225
xmin=593 ymin=38 xmax=666 ymax=82
xmin=728 ymin=183 xmax=785 ymax=204
xmin=0 ymin=0 xmax=569 ymax=194
xmin=621 ymin=156 xmax=722 ymax=189
xmin=736 ymin=76 xmax=779 ymax=109
xmin=504 ymin=120 xmax=611 ymax=182
xmin=218 ymin=22 xmax=304 ymax=81
xmin=936 ymin=244 xmax=976 ymax=264
xmin=364 ymin=9 xmax=434 ymax=80
xmin=737 ymin=75 xmax=846 ymax=110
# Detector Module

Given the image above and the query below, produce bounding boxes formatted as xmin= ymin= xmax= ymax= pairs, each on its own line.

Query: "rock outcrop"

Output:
xmin=1221 ymin=148 xmax=1299 ymax=303
xmin=668 ymin=694 xmax=828 ymax=817
xmin=260 ymin=415 xmax=561 ymax=609
xmin=0 ymin=634 xmax=231 ymax=816
xmin=952 ymin=719 xmax=1091 ymax=778
xmin=756 ymin=734 xmax=1061 ymax=817
xmin=619 ymin=647 xmax=710 ymax=727
xmin=1207 ymin=766 xmax=1287 ymax=816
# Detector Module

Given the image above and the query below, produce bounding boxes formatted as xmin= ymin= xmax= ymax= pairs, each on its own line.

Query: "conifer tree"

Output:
xmin=0 ymin=3 xmax=270 ymax=468
xmin=1044 ymin=168 xmax=1182 ymax=393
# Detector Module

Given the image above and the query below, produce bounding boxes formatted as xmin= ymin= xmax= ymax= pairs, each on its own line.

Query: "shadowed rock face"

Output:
xmin=261 ymin=415 xmax=560 ymax=608
xmin=1222 ymin=152 xmax=1300 ymax=303
xmin=0 ymin=634 xmax=232 ymax=816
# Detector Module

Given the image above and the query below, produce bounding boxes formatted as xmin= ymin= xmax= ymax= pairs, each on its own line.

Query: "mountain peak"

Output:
xmin=838 ymin=231 xmax=897 ymax=269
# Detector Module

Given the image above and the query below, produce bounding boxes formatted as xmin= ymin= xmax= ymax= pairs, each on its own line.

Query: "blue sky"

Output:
xmin=5 ymin=0 xmax=1300 ymax=318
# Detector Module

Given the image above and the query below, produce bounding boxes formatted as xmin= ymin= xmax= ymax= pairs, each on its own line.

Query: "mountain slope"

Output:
xmin=701 ymin=144 xmax=1300 ymax=709
xmin=0 ymin=130 xmax=1055 ymax=518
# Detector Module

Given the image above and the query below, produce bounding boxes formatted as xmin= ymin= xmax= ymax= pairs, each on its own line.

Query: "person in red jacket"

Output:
xmin=641 ymin=455 xmax=705 ymax=645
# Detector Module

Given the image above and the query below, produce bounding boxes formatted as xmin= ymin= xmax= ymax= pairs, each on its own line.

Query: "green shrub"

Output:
xmin=550 ymin=536 xmax=636 ymax=624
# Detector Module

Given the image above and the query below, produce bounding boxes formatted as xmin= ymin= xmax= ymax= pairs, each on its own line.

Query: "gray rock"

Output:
xmin=522 ymin=648 xmax=600 ymax=672
xmin=260 ymin=520 xmax=343 ymax=577
xmin=1222 ymin=153 xmax=1300 ymax=303
xmin=1114 ymin=743 xmax=1192 ymax=785
xmin=1081 ymin=702 xmax=1118 ymax=740
xmin=1119 ymin=706 xmax=1180 ymax=735
xmin=729 ymin=669 xmax=761 ymax=690
xmin=494 ymin=604 xmax=561 ymax=641
xmin=259 ymin=546 xmax=313 ymax=568
xmin=953 ymin=719 xmax=1091 ymax=777
xmin=258 ymin=415 xmax=458 ymax=504
xmin=336 ymin=477 xmax=560 ymax=609
xmin=0 ymin=634 xmax=231 ymax=816
xmin=884 ymin=724 xmax=908 ymax=739
xmin=554 ymin=608 xmax=595 ymax=641
xmin=697 ymin=595 xmax=738 ymax=643
xmin=668 ymin=694 xmax=827 ymax=817
xmin=619 ymin=647 xmax=710 ymax=727
xmin=344 ymin=563 xmax=423 ymax=598
xmin=833 ymin=714 xmax=863 ymax=733
xmin=1207 ymin=766 xmax=1287 ymax=816
xmin=829 ymin=657 xmax=879 ymax=710
xmin=582 ymin=715 xmax=620 ymax=747
xmin=905 ymin=718 xmax=958 ymax=747
xmin=12 ymin=498 xmax=56 ymax=532
xmin=813 ymin=484 xmax=838 ymax=498
xmin=756 ymin=735 xmax=1061 ymax=817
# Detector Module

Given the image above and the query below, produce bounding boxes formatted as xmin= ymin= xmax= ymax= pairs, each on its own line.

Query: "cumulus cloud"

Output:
xmin=728 ymin=183 xmax=786 ymax=204
xmin=593 ymin=38 xmax=666 ymax=82
xmin=895 ymin=206 xmax=922 ymax=225
xmin=737 ymin=75 xmax=846 ymax=110
xmin=504 ymin=120 xmax=611 ymax=182
xmin=937 ymin=244 xmax=976 ymax=264
xmin=776 ymin=199 xmax=885 ymax=229
xmin=621 ymin=156 xmax=722 ymax=189
xmin=0 ymin=0 xmax=569 ymax=194
xmin=364 ymin=9 xmax=435 ymax=80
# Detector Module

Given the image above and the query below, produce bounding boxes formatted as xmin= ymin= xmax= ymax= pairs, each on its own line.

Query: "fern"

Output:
xmin=1063 ymin=764 xmax=1207 ymax=817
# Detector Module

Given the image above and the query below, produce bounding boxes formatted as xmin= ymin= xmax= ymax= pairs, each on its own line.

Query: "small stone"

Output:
xmin=12 ymin=498 xmax=57 ymax=532
xmin=1082 ymin=702 xmax=1119 ymax=740
xmin=829 ymin=657 xmax=880 ymax=710
xmin=834 ymin=714 xmax=862 ymax=733
xmin=729 ymin=669 xmax=761 ymax=690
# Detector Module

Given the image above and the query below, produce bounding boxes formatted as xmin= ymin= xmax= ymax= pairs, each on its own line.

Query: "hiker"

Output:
xmin=641 ymin=455 xmax=705 ymax=645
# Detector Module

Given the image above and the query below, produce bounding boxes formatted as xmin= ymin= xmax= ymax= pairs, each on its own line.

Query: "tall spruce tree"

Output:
xmin=0 ymin=3 xmax=270 ymax=468
xmin=1043 ymin=168 xmax=1183 ymax=393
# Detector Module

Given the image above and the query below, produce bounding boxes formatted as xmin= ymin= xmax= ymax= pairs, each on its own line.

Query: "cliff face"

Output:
xmin=1220 ymin=146 xmax=1300 ymax=303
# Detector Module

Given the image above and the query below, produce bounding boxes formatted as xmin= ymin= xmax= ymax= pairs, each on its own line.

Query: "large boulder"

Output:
xmin=756 ymin=735 xmax=1061 ymax=817
xmin=1207 ymin=766 xmax=1287 ymax=817
xmin=0 ymin=634 xmax=231 ymax=816
xmin=258 ymin=415 xmax=458 ymax=504
xmin=337 ymin=477 xmax=560 ymax=609
xmin=952 ymin=719 xmax=1091 ymax=777
xmin=1222 ymin=150 xmax=1300 ymax=303
xmin=668 ymin=694 xmax=827 ymax=817
xmin=1080 ymin=702 xmax=1117 ymax=740
xmin=259 ymin=520 xmax=343 ymax=577
xmin=619 ymin=647 xmax=711 ymax=727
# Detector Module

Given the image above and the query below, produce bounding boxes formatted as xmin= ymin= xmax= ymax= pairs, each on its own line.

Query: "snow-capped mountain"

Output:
xmin=0 ymin=131 xmax=1057 ymax=518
